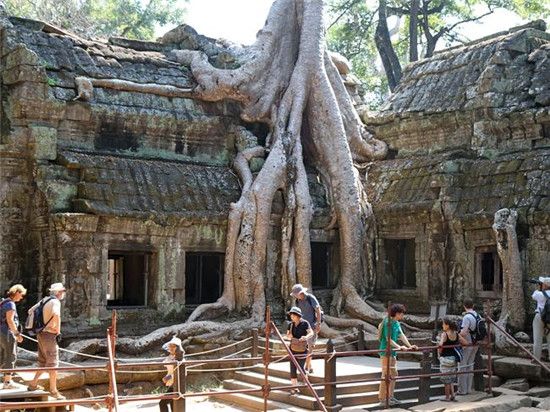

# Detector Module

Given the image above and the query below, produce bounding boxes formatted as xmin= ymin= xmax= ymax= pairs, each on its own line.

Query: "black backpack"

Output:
xmin=296 ymin=294 xmax=325 ymax=324
xmin=25 ymin=297 xmax=54 ymax=336
xmin=540 ymin=291 xmax=550 ymax=325
xmin=465 ymin=312 xmax=487 ymax=343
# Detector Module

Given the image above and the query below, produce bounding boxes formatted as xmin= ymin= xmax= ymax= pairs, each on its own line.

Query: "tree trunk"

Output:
xmin=492 ymin=208 xmax=525 ymax=331
xmin=68 ymin=0 xmax=446 ymax=356
xmin=409 ymin=0 xmax=420 ymax=62
xmin=375 ymin=0 xmax=402 ymax=91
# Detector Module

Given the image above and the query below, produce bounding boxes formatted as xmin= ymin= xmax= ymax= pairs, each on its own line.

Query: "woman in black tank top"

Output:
xmin=438 ymin=317 xmax=468 ymax=401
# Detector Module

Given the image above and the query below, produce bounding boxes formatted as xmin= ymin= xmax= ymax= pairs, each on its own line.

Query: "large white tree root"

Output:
xmin=492 ymin=208 xmax=525 ymax=332
xmin=73 ymin=0 xmax=441 ymax=357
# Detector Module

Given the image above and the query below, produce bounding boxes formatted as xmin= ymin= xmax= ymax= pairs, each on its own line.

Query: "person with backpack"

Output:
xmin=27 ymin=283 xmax=66 ymax=400
xmin=0 ymin=284 xmax=27 ymax=390
xmin=457 ymin=298 xmax=484 ymax=395
xmin=531 ymin=276 xmax=550 ymax=361
xmin=290 ymin=284 xmax=322 ymax=374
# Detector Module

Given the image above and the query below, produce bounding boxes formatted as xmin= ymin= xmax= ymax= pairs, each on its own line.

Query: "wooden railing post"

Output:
xmin=263 ymin=307 xmax=271 ymax=412
xmin=487 ymin=317 xmax=493 ymax=394
xmin=473 ymin=346 xmax=484 ymax=392
xmin=324 ymin=340 xmax=342 ymax=412
xmin=418 ymin=350 xmax=431 ymax=403
xmin=252 ymin=328 xmax=259 ymax=358
xmin=172 ymin=363 xmax=186 ymax=412
xmin=357 ymin=324 xmax=365 ymax=351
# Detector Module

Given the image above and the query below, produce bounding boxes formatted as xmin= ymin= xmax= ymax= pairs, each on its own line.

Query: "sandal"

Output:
xmin=50 ymin=391 xmax=65 ymax=400
xmin=27 ymin=384 xmax=44 ymax=391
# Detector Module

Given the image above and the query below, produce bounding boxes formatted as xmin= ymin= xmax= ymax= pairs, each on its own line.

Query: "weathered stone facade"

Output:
xmin=365 ymin=22 xmax=550 ymax=315
xmin=0 ymin=11 xmax=548 ymax=337
xmin=0 ymin=16 xmax=336 ymax=336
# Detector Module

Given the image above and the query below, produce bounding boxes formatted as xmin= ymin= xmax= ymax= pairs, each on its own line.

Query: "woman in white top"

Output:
xmin=531 ymin=277 xmax=550 ymax=361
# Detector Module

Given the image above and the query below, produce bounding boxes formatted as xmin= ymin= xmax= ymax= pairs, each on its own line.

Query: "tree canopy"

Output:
xmin=327 ymin=0 xmax=549 ymax=108
xmin=4 ymin=0 xmax=186 ymax=39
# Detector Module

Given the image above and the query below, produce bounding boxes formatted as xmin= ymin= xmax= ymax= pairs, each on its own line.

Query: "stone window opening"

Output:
xmin=311 ymin=242 xmax=332 ymax=289
xmin=381 ymin=238 xmax=417 ymax=289
xmin=476 ymin=246 xmax=503 ymax=293
xmin=185 ymin=252 xmax=224 ymax=305
xmin=107 ymin=251 xmax=151 ymax=307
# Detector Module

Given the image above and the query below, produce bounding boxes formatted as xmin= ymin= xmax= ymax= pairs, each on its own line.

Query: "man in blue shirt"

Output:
xmin=291 ymin=284 xmax=321 ymax=374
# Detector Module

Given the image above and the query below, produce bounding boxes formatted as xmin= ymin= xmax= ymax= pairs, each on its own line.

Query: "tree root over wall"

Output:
xmin=68 ymin=0 xmax=436 ymax=357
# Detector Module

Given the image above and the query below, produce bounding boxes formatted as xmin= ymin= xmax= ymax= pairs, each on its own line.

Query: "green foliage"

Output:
xmin=4 ymin=0 xmax=186 ymax=40
xmin=327 ymin=0 xmax=549 ymax=109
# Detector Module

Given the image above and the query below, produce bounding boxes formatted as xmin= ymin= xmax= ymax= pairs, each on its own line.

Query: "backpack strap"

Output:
xmin=40 ymin=297 xmax=56 ymax=330
xmin=465 ymin=312 xmax=478 ymax=332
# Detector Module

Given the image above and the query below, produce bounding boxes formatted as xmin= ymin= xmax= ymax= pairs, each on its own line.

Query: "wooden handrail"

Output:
xmin=270 ymin=321 xmax=328 ymax=412
xmin=487 ymin=316 xmax=550 ymax=374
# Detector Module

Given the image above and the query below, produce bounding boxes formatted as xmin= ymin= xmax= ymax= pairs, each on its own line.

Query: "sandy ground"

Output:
xmin=73 ymin=396 xmax=244 ymax=411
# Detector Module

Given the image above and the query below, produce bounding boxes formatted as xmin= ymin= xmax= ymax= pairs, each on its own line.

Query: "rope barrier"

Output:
xmin=184 ymin=336 xmax=253 ymax=358
xmin=187 ymin=346 xmax=253 ymax=370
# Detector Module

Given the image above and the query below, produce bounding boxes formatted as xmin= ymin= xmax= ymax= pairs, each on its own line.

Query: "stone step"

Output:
xmin=223 ymin=378 xmax=447 ymax=409
xmin=249 ymin=363 xmax=426 ymax=382
xmin=210 ymin=390 xmax=308 ymax=411
xmin=233 ymin=370 xmax=438 ymax=396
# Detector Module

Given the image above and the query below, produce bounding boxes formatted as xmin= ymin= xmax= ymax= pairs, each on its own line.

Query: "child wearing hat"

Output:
xmin=285 ymin=306 xmax=313 ymax=394
xmin=159 ymin=336 xmax=185 ymax=412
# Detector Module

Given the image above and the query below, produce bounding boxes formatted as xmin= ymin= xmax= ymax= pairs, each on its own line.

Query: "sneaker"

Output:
xmin=389 ymin=397 xmax=402 ymax=406
xmin=2 ymin=382 xmax=17 ymax=390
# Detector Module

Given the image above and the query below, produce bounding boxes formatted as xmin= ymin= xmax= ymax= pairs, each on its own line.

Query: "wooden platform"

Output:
xmin=0 ymin=381 xmax=71 ymax=411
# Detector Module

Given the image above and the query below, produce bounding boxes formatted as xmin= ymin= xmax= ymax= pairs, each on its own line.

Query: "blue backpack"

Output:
xmin=25 ymin=297 xmax=55 ymax=336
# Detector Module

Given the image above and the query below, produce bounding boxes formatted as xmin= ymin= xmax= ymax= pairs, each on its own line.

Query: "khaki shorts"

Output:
xmin=37 ymin=332 xmax=59 ymax=367
xmin=307 ymin=332 xmax=318 ymax=354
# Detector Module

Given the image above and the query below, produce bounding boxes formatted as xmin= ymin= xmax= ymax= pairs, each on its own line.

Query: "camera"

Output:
xmin=527 ymin=279 xmax=542 ymax=285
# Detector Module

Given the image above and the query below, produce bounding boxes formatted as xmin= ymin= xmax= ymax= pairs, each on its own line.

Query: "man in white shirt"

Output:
xmin=531 ymin=277 xmax=550 ymax=361
xmin=28 ymin=283 xmax=66 ymax=400
xmin=457 ymin=298 xmax=479 ymax=395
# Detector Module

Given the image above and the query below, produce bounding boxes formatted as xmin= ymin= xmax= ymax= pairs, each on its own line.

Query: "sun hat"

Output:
xmin=162 ymin=336 xmax=184 ymax=352
xmin=290 ymin=284 xmax=307 ymax=298
xmin=287 ymin=306 xmax=303 ymax=317
xmin=538 ymin=277 xmax=550 ymax=286
xmin=49 ymin=283 xmax=66 ymax=292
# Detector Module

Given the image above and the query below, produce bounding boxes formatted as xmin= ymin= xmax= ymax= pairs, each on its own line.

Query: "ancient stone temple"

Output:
xmin=0 ymin=9 xmax=548 ymax=337
xmin=365 ymin=22 xmax=550 ymax=313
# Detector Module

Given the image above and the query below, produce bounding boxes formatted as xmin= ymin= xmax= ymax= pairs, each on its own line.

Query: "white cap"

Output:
xmin=538 ymin=277 xmax=550 ymax=286
xmin=162 ymin=336 xmax=184 ymax=352
xmin=49 ymin=283 xmax=66 ymax=292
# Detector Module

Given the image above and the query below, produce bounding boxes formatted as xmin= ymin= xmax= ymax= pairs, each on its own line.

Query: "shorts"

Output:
xmin=439 ymin=356 xmax=457 ymax=384
xmin=37 ymin=332 xmax=59 ymax=368
xmin=307 ymin=331 xmax=318 ymax=354
xmin=0 ymin=333 xmax=17 ymax=372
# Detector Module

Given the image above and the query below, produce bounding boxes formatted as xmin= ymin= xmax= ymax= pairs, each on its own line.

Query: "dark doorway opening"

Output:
xmin=107 ymin=252 xmax=150 ymax=307
xmin=477 ymin=247 xmax=502 ymax=292
xmin=185 ymin=252 xmax=224 ymax=304
xmin=311 ymin=242 xmax=332 ymax=289
xmin=382 ymin=239 xmax=416 ymax=289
